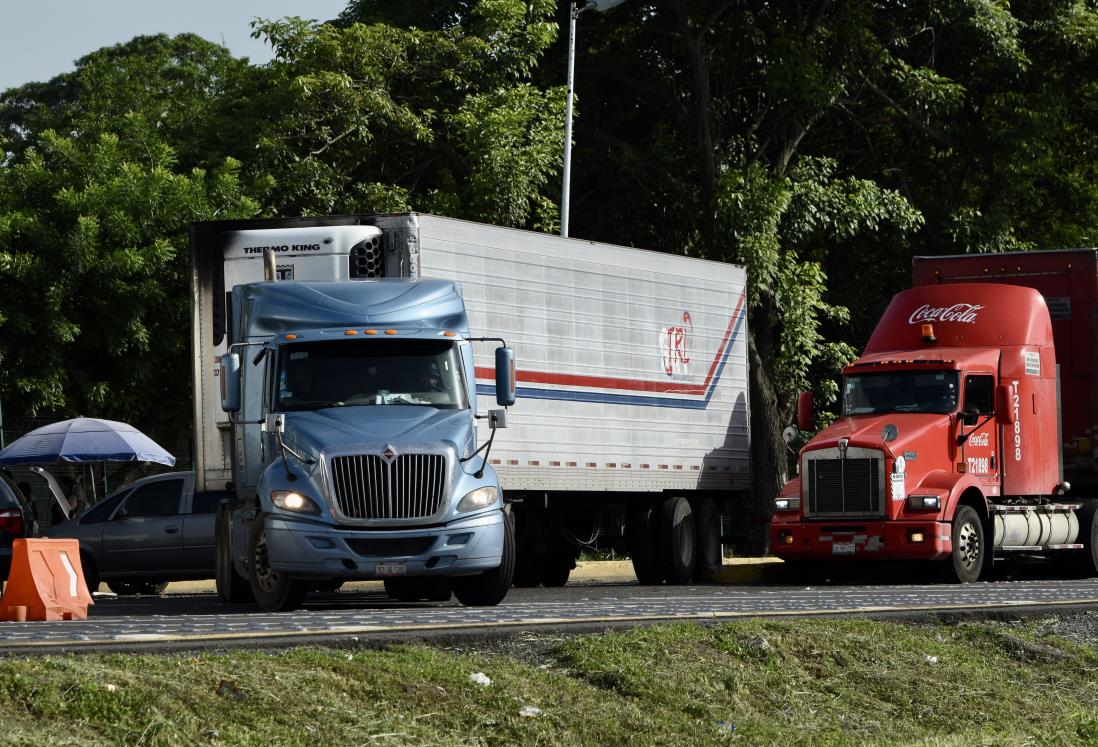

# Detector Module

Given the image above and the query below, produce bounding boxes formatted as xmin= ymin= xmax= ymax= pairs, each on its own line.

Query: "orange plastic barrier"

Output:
xmin=0 ymin=539 xmax=94 ymax=621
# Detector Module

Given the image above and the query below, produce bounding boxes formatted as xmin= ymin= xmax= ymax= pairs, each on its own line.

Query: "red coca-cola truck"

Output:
xmin=771 ymin=249 xmax=1098 ymax=581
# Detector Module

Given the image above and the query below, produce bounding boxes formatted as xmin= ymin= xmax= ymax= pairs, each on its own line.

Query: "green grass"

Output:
xmin=0 ymin=618 xmax=1095 ymax=745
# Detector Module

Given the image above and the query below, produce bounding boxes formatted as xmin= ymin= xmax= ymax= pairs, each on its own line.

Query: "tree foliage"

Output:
xmin=242 ymin=2 xmax=564 ymax=226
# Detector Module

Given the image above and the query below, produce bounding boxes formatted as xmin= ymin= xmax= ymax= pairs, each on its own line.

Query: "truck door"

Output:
xmin=960 ymin=374 xmax=1000 ymax=490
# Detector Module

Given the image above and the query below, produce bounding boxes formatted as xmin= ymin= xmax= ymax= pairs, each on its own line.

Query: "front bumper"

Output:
xmin=265 ymin=509 xmax=505 ymax=580
xmin=770 ymin=518 xmax=952 ymax=561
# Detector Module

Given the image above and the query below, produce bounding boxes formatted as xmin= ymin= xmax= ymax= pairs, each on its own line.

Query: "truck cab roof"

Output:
xmin=235 ymin=278 xmax=470 ymax=340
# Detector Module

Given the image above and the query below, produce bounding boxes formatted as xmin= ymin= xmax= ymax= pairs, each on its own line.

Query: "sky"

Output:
xmin=0 ymin=0 xmax=350 ymax=92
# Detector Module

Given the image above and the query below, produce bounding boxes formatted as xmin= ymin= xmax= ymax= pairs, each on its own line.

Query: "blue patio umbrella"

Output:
xmin=0 ymin=417 xmax=176 ymax=467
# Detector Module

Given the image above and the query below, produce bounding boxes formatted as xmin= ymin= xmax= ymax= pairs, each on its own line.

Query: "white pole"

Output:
xmin=561 ymin=4 xmax=578 ymax=238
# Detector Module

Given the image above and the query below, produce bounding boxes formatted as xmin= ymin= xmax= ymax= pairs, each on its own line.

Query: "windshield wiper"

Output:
xmin=280 ymin=400 xmax=345 ymax=411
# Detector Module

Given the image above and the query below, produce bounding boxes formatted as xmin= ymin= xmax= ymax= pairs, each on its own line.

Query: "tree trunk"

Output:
xmin=747 ymin=326 xmax=787 ymax=555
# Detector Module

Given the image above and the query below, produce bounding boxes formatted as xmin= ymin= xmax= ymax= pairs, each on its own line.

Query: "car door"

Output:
xmin=182 ymin=489 xmax=225 ymax=576
xmin=102 ymin=476 xmax=186 ymax=576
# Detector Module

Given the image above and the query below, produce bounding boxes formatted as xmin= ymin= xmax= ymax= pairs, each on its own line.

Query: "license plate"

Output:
xmin=375 ymin=563 xmax=407 ymax=577
xmin=832 ymin=542 xmax=856 ymax=555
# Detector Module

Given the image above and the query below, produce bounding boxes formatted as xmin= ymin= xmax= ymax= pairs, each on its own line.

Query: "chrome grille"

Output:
xmin=804 ymin=448 xmax=884 ymax=517
xmin=330 ymin=453 xmax=447 ymax=520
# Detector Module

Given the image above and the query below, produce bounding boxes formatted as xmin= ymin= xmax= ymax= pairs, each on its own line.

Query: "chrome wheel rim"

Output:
xmin=957 ymin=521 xmax=981 ymax=570
xmin=254 ymin=530 xmax=280 ymax=593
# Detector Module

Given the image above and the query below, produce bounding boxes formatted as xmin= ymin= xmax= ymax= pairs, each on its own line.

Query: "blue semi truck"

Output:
xmin=190 ymin=217 xmax=516 ymax=611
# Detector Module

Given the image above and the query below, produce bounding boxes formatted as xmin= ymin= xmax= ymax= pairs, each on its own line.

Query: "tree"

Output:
xmin=242 ymin=2 xmax=565 ymax=227
xmin=0 ymin=124 xmax=257 ymax=430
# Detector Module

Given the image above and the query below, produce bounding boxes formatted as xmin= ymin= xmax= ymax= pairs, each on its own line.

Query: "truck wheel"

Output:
xmin=692 ymin=497 xmax=722 ymax=582
xmin=944 ymin=505 xmax=984 ymax=583
xmin=541 ymin=559 xmax=572 ymax=588
xmin=627 ymin=502 xmax=662 ymax=585
xmin=1064 ymin=503 xmax=1098 ymax=578
xmin=247 ymin=514 xmax=308 ymax=612
xmin=452 ymin=513 xmax=515 ymax=607
xmin=215 ymin=504 xmax=254 ymax=603
xmin=657 ymin=496 xmax=697 ymax=585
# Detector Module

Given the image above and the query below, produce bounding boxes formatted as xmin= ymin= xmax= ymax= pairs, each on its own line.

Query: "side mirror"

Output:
xmin=996 ymin=384 xmax=1016 ymax=424
xmin=220 ymin=353 xmax=242 ymax=413
xmin=114 ymin=505 xmax=128 ymax=521
xmin=796 ymin=391 xmax=814 ymax=432
xmin=495 ymin=347 xmax=516 ymax=407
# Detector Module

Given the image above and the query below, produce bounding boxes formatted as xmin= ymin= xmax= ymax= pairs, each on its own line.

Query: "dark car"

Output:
xmin=0 ymin=472 xmax=38 ymax=584
xmin=44 ymin=471 xmax=231 ymax=595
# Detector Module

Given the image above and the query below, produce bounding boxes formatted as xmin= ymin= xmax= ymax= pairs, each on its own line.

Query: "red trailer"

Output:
xmin=771 ymin=250 xmax=1098 ymax=581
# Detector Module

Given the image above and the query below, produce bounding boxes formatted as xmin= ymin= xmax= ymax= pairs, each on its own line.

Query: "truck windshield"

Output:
xmin=842 ymin=370 xmax=959 ymax=415
xmin=276 ymin=339 xmax=468 ymax=411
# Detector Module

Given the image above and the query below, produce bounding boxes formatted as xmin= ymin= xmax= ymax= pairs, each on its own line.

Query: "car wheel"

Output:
xmin=78 ymin=553 xmax=99 ymax=595
xmin=944 ymin=505 xmax=984 ymax=583
xmin=452 ymin=512 xmax=515 ymax=607
xmin=247 ymin=513 xmax=308 ymax=612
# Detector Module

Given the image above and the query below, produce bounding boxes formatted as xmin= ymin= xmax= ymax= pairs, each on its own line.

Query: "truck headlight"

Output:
xmin=457 ymin=486 xmax=499 ymax=513
xmin=774 ymin=496 xmax=801 ymax=511
xmin=271 ymin=490 xmax=321 ymax=514
xmin=907 ymin=495 xmax=940 ymax=510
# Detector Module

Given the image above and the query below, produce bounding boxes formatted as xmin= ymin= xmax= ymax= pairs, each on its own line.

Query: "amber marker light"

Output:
xmin=344 ymin=330 xmax=358 ymax=335
xmin=284 ymin=334 xmax=299 ymax=340
xmin=956 ymin=462 xmax=967 ymax=473
xmin=385 ymin=329 xmax=398 ymax=335
xmin=365 ymin=329 xmax=378 ymax=335
xmin=442 ymin=330 xmax=456 ymax=337
xmin=921 ymin=324 xmax=937 ymax=344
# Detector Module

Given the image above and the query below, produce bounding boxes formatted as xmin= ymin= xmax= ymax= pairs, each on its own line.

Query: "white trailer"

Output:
xmin=192 ymin=214 xmax=750 ymax=585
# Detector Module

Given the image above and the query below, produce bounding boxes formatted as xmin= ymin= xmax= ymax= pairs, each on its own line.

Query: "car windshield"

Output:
xmin=842 ymin=370 xmax=959 ymax=415
xmin=276 ymin=339 xmax=468 ymax=411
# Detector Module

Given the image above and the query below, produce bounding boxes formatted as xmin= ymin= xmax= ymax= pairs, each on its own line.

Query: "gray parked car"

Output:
xmin=44 ymin=471 xmax=231 ymax=595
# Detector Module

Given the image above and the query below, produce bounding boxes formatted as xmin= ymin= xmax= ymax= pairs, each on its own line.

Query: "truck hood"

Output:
xmin=283 ymin=407 xmax=473 ymax=457
xmin=808 ymin=413 xmax=953 ymax=460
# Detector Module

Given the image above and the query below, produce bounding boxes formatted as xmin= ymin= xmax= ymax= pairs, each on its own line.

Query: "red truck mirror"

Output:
xmin=796 ymin=391 xmax=814 ymax=431
xmin=996 ymin=384 xmax=1015 ymax=424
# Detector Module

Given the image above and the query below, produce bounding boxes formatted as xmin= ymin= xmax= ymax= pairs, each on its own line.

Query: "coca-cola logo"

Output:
xmin=968 ymin=432 xmax=990 ymax=447
xmin=908 ymin=303 xmax=984 ymax=325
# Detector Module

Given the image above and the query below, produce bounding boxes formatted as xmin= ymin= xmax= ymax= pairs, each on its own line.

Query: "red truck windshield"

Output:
xmin=842 ymin=370 xmax=959 ymax=416
xmin=276 ymin=339 xmax=468 ymax=411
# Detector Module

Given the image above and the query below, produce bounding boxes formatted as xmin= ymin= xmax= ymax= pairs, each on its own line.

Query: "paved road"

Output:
xmin=1 ymin=576 xmax=1097 ymax=653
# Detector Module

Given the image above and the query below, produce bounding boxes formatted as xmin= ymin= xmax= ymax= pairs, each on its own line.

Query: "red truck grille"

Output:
xmin=330 ymin=453 xmax=448 ymax=521
xmin=805 ymin=457 xmax=884 ymax=517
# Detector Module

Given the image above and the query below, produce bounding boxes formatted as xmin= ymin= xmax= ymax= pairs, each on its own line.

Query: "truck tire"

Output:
xmin=541 ymin=558 xmax=572 ymax=588
xmin=247 ymin=513 xmax=308 ymax=612
xmin=1063 ymin=502 xmax=1098 ymax=578
xmin=452 ymin=513 xmax=515 ymax=607
xmin=384 ymin=577 xmax=452 ymax=602
xmin=692 ymin=497 xmax=722 ymax=582
xmin=627 ymin=502 xmax=662 ymax=585
xmin=215 ymin=504 xmax=254 ymax=604
xmin=944 ymin=505 xmax=984 ymax=583
xmin=657 ymin=496 xmax=697 ymax=585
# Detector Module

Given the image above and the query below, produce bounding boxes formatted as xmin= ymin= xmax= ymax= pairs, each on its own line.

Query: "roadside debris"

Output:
xmin=468 ymin=672 xmax=492 ymax=687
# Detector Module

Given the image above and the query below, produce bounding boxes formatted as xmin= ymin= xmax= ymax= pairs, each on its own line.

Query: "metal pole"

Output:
xmin=561 ymin=3 xmax=579 ymax=238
